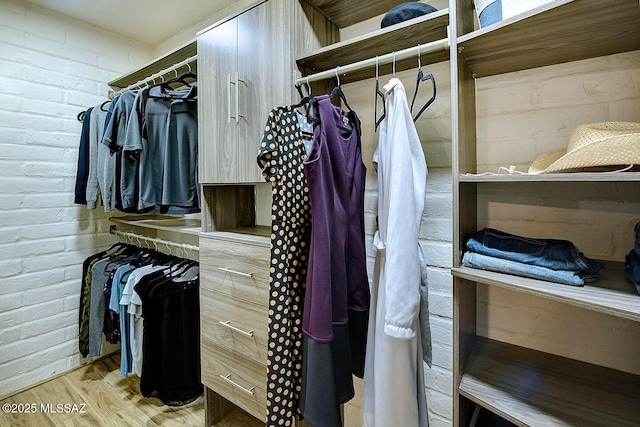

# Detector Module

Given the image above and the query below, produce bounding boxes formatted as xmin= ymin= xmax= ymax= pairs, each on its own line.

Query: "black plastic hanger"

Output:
xmin=148 ymin=70 xmax=197 ymax=100
xmin=374 ymin=56 xmax=386 ymax=132
xmin=162 ymin=67 xmax=197 ymax=90
xmin=410 ymin=45 xmax=437 ymax=122
xmin=329 ymin=66 xmax=353 ymax=112
xmin=293 ymin=76 xmax=319 ymax=124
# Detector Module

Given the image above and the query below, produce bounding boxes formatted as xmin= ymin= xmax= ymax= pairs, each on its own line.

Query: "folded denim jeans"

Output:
xmin=466 ymin=228 xmax=603 ymax=274
xmin=462 ymin=251 xmax=600 ymax=286
xmin=624 ymin=250 xmax=640 ymax=296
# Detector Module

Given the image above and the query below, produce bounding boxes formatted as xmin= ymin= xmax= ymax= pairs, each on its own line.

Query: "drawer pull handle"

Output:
xmin=220 ymin=373 xmax=255 ymax=395
xmin=218 ymin=266 xmax=254 ymax=278
xmin=218 ymin=320 xmax=254 ymax=338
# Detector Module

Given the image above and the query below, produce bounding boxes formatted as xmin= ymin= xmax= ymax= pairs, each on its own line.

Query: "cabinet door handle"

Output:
xmin=220 ymin=373 xmax=255 ymax=395
xmin=218 ymin=266 xmax=254 ymax=278
xmin=218 ymin=320 xmax=254 ymax=338
xmin=227 ymin=73 xmax=232 ymax=124
xmin=235 ymin=71 xmax=240 ymax=123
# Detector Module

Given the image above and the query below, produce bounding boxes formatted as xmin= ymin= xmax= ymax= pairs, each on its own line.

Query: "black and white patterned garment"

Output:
xmin=257 ymin=106 xmax=313 ymax=426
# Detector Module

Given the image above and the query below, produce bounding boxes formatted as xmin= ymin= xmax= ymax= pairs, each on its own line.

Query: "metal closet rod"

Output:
xmin=110 ymin=54 xmax=198 ymax=97
xmin=295 ymin=38 xmax=450 ymax=86
xmin=110 ymin=227 xmax=200 ymax=253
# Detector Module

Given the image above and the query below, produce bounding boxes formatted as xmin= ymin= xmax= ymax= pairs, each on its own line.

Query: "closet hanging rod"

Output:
xmin=295 ymin=38 xmax=449 ymax=85
xmin=110 ymin=54 xmax=198 ymax=97
xmin=110 ymin=227 xmax=200 ymax=253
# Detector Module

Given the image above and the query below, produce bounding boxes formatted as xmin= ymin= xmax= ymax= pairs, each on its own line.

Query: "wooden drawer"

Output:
xmin=200 ymin=287 xmax=268 ymax=365
xmin=200 ymin=233 xmax=270 ymax=306
xmin=201 ymin=337 xmax=267 ymax=422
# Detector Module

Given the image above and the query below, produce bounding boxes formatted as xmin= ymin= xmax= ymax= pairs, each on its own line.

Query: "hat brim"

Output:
xmin=528 ymin=135 xmax=640 ymax=174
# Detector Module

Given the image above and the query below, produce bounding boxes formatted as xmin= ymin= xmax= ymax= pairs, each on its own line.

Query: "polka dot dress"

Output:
xmin=257 ymin=106 xmax=312 ymax=426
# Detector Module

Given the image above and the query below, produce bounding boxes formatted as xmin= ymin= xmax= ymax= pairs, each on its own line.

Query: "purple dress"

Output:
xmin=300 ymin=95 xmax=370 ymax=426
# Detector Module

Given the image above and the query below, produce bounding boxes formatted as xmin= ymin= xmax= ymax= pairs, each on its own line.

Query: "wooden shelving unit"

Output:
xmin=297 ymin=9 xmax=450 ymax=83
xmin=460 ymin=337 xmax=640 ymax=427
xmin=109 ymin=215 xmax=200 ymax=248
xmin=451 ymin=0 xmax=640 ymax=425
xmin=459 ymin=172 xmax=640 ymax=183
xmin=452 ymin=263 xmax=640 ymax=322
xmin=110 ymin=215 xmax=201 ymax=235
xmin=457 ymin=0 xmax=640 ymax=78
xmin=107 ymin=39 xmax=197 ymax=90
xmin=303 ymin=0 xmax=410 ymax=28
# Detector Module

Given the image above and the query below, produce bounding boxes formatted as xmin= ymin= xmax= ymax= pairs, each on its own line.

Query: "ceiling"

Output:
xmin=27 ymin=0 xmax=238 ymax=46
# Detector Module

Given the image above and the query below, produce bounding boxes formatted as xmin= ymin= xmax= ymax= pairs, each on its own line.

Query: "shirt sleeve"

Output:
xmin=381 ymin=83 xmax=427 ymax=340
xmin=256 ymin=109 xmax=280 ymax=183
xmin=85 ymin=108 xmax=107 ymax=209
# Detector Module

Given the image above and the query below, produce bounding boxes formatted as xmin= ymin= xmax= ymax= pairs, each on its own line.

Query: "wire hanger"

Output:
xmin=410 ymin=44 xmax=437 ymax=122
xmin=329 ymin=66 xmax=353 ymax=112
xmin=374 ymin=56 xmax=386 ymax=132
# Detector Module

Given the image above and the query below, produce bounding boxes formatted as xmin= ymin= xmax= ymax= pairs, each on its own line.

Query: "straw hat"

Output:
xmin=528 ymin=122 xmax=640 ymax=174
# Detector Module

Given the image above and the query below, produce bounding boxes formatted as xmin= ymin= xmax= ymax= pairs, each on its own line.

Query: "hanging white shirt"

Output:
xmin=363 ymin=77 xmax=429 ymax=427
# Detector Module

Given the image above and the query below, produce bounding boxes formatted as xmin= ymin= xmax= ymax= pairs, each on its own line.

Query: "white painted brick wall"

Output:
xmin=0 ymin=0 xmax=153 ymax=399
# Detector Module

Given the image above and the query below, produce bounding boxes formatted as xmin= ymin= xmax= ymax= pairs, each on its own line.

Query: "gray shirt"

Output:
xmin=123 ymin=85 xmax=199 ymax=211
xmin=102 ymin=91 xmax=138 ymax=211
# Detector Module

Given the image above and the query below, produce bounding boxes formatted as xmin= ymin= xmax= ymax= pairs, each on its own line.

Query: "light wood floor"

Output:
xmin=0 ymin=354 xmax=260 ymax=427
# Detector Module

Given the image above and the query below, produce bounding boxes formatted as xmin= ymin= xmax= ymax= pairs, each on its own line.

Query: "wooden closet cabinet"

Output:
xmin=197 ymin=0 xmax=320 ymax=184
xmin=450 ymin=0 xmax=640 ymax=426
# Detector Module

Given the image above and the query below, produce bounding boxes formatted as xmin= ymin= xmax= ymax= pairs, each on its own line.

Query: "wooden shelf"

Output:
xmin=200 ymin=226 xmax=271 ymax=245
xmin=110 ymin=215 xmax=201 ymax=235
xmin=297 ymin=9 xmax=449 ymax=83
xmin=460 ymin=337 xmax=640 ymax=427
xmin=459 ymin=172 xmax=640 ymax=183
xmin=452 ymin=263 xmax=640 ymax=322
xmin=304 ymin=0 xmax=413 ymax=28
xmin=457 ymin=0 xmax=640 ymax=78
xmin=108 ymin=39 xmax=197 ymax=90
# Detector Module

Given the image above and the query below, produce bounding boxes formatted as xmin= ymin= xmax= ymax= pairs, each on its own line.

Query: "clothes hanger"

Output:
xmin=149 ymin=71 xmax=197 ymax=100
xmin=292 ymin=76 xmax=319 ymax=124
xmin=176 ymin=63 xmax=197 ymax=85
xmin=99 ymin=100 xmax=111 ymax=111
xmin=162 ymin=65 xmax=197 ymax=90
xmin=392 ymin=51 xmax=397 ymax=78
xmin=410 ymin=44 xmax=437 ymax=122
xmin=374 ymin=56 xmax=386 ymax=132
xmin=329 ymin=66 xmax=353 ymax=112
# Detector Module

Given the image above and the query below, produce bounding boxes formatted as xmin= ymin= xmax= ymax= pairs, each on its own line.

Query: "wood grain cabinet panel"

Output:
xmin=200 ymin=288 xmax=268 ymax=365
xmin=198 ymin=0 xmax=298 ymax=184
xmin=199 ymin=233 xmax=270 ymax=305
xmin=201 ymin=338 xmax=268 ymax=422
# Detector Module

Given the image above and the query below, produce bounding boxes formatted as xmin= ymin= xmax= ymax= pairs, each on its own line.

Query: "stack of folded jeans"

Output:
xmin=624 ymin=221 xmax=640 ymax=296
xmin=462 ymin=228 xmax=604 ymax=286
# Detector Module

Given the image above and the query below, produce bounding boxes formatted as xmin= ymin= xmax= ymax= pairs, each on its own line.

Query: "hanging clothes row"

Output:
xmin=78 ymin=242 xmax=202 ymax=406
xmin=74 ymin=68 xmax=199 ymax=214
xmin=257 ymin=77 xmax=371 ymax=426
xmin=258 ymin=52 xmax=437 ymax=426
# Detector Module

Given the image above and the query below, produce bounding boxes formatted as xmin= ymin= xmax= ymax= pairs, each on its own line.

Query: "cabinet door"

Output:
xmin=237 ymin=0 xmax=292 ymax=183
xmin=198 ymin=18 xmax=239 ymax=184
